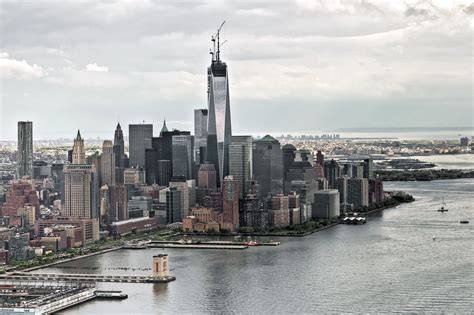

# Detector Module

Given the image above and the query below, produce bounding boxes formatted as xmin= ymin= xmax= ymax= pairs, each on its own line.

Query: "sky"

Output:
xmin=0 ymin=0 xmax=472 ymax=140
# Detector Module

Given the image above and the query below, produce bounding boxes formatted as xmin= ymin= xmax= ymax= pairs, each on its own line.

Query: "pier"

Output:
xmin=1 ymin=272 xmax=176 ymax=283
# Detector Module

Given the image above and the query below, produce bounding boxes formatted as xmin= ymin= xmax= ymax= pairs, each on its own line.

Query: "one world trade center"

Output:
xmin=207 ymin=21 xmax=232 ymax=187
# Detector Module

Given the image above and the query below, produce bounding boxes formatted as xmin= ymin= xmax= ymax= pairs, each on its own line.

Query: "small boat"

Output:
xmin=437 ymin=197 xmax=448 ymax=213
xmin=243 ymin=240 xmax=259 ymax=246
xmin=460 ymin=220 xmax=469 ymax=224
xmin=432 ymin=235 xmax=436 ymax=241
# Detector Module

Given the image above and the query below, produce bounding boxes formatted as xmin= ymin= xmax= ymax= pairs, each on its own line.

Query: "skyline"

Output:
xmin=1 ymin=0 xmax=473 ymax=140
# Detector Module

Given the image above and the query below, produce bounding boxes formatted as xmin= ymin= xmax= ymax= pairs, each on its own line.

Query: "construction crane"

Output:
xmin=210 ymin=21 xmax=226 ymax=62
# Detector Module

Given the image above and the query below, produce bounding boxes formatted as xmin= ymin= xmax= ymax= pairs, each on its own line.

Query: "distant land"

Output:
xmin=335 ymin=127 xmax=473 ymax=132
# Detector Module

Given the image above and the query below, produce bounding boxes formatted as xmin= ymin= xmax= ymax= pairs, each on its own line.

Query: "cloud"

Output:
xmin=0 ymin=53 xmax=45 ymax=79
xmin=86 ymin=63 xmax=109 ymax=72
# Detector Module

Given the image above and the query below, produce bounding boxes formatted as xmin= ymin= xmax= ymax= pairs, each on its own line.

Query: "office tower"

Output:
xmin=86 ymin=152 xmax=101 ymax=188
xmin=347 ymin=178 xmax=369 ymax=209
xmin=316 ymin=150 xmax=324 ymax=166
xmin=51 ymin=163 xmax=64 ymax=201
xmin=158 ymin=128 xmax=191 ymax=175
xmin=170 ymin=176 xmax=190 ymax=220
xmin=323 ymin=159 xmax=340 ymax=189
xmin=172 ymin=135 xmax=193 ymax=179
xmin=198 ymin=163 xmax=217 ymax=190
xmin=72 ymin=130 xmax=85 ymax=164
xmin=129 ymin=124 xmax=153 ymax=168
xmin=284 ymin=161 xmax=317 ymax=195
xmin=282 ymin=144 xmax=296 ymax=183
xmin=363 ymin=158 xmax=374 ymax=179
xmin=113 ymin=122 xmax=126 ymax=184
xmin=109 ymin=185 xmax=128 ymax=222
xmin=241 ymin=193 xmax=269 ymax=231
xmin=100 ymin=140 xmax=115 ymax=186
xmin=194 ymin=109 xmax=208 ymax=162
xmin=157 ymin=160 xmax=172 ymax=186
xmin=99 ymin=185 xmax=109 ymax=224
xmin=369 ymin=178 xmax=384 ymax=204
xmin=165 ymin=187 xmax=181 ymax=223
xmin=222 ymin=175 xmax=239 ymax=231
xmin=296 ymin=149 xmax=312 ymax=164
xmin=206 ymin=29 xmax=232 ymax=187
xmin=313 ymin=190 xmax=340 ymax=219
xmin=337 ymin=176 xmax=349 ymax=212
xmin=63 ymin=164 xmax=98 ymax=219
xmin=229 ymin=135 xmax=253 ymax=198
xmin=253 ymin=135 xmax=283 ymax=198
xmin=17 ymin=121 xmax=33 ymax=179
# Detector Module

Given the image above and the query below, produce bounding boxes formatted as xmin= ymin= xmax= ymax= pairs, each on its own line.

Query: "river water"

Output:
xmin=48 ymin=179 xmax=473 ymax=314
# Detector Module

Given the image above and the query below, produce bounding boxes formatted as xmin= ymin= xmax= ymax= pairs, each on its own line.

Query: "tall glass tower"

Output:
xmin=207 ymin=23 xmax=231 ymax=187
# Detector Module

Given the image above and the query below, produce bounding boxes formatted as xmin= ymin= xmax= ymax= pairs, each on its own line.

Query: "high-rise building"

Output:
xmin=337 ymin=176 xmax=349 ymax=212
xmin=198 ymin=163 xmax=217 ymax=190
xmin=51 ymin=163 xmax=65 ymax=201
xmin=284 ymin=161 xmax=317 ymax=195
xmin=17 ymin=121 xmax=33 ymax=179
xmin=323 ymin=159 xmax=340 ymax=189
xmin=109 ymin=185 xmax=128 ymax=222
xmin=113 ymin=122 xmax=127 ymax=184
xmin=86 ymin=152 xmax=101 ymax=188
xmin=206 ymin=31 xmax=232 ymax=187
xmin=363 ymin=158 xmax=374 ymax=180
xmin=194 ymin=109 xmax=208 ymax=163
xmin=253 ymin=135 xmax=283 ymax=198
xmin=157 ymin=160 xmax=172 ymax=186
xmin=100 ymin=140 xmax=115 ymax=186
xmin=170 ymin=176 xmax=190 ymax=220
xmin=229 ymin=135 xmax=253 ymax=198
xmin=316 ymin=150 xmax=324 ymax=166
xmin=165 ymin=187 xmax=181 ymax=224
xmin=63 ymin=164 xmax=98 ymax=219
xmin=172 ymin=135 xmax=193 ymax=179
xmin=369 ymin=178 xmax=384 ymax=204
xmin=347 ymin=178 xmax=369 ymax=209
xmin=129 ymin=124 xmax=153 ymax=168
xmin=282 ymin=144 xmax=296 ymax=183
xmin=313 ymin=190 xmax=340 ymax=219
xmin=222 ymin=175 xmax=239 ymax=231
xmin=72 ymin=130 xmax=85 ymax=164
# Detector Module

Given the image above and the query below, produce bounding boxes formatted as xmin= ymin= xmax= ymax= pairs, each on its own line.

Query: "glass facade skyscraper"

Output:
xmin=129 ymin=124 xmax=153 ymax=169
xmin=207 ymin=56 xmax=232 ymax=187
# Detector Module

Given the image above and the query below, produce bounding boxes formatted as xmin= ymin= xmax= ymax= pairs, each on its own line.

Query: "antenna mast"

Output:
xmin=216 ymin=20 xmax=225 ymax=62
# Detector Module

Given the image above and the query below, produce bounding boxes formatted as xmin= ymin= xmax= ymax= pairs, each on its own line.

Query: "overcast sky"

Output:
xmin=0 ymin=0 xmax=472 ymax=140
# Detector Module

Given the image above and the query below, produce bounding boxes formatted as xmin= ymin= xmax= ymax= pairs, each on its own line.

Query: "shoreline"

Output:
xmin=19 ymin=246 xmax=122 ymax=272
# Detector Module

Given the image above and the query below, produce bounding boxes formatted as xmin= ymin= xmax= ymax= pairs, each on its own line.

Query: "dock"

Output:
xmin=147 ymin=243 xmax=248 ymax=250
xmin=1 ymin=272 xmax=176 ymax=283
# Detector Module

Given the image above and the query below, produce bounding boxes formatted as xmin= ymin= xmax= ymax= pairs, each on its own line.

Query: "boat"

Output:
xmin=243 ymin=240 xmax=259 ymax=246
xmin=437 ymin=197 xmax=448 ymax=212
xmin=432 ymin=235 xmax=436 ymax=241
xmin=460 ymin=220 xmax=469 ymax=224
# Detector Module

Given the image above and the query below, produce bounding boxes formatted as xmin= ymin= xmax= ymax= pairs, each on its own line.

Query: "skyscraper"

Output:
xmin=323 ymin=159 xmax=340 ymax=189
xmin=113 ymin=122 xmax=126 ymax=183
xmin=253 ymin=135 xmax=283 ymax=198
xmin=229 ymin=135 xmax=253 ymax=198
xmin=63 ymin=164 xmax=98 ymax=219
xmin=206 ymin=27 xmax=232 ymax=187
xmin=347 ymin=178 xmax=369 ymax=210
xmin=172 ymin=135 xmax=193 ymax=179
xmin=198 ymin=163 xmax=217 ymax=190
xmin=129 ymin=124 xmax=153 ymax=168
xmin=72 ymin=130 xmax=85 ymax=164
xmin=100 ymin=140 xmax=115 ymax=186
xmin=17 ymin=121 xmax=33 ymax=179
xmin=222 ymin=175 xmax=239 ymax=231
xmin=194 ymin=109 xmax=208 ymax=163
